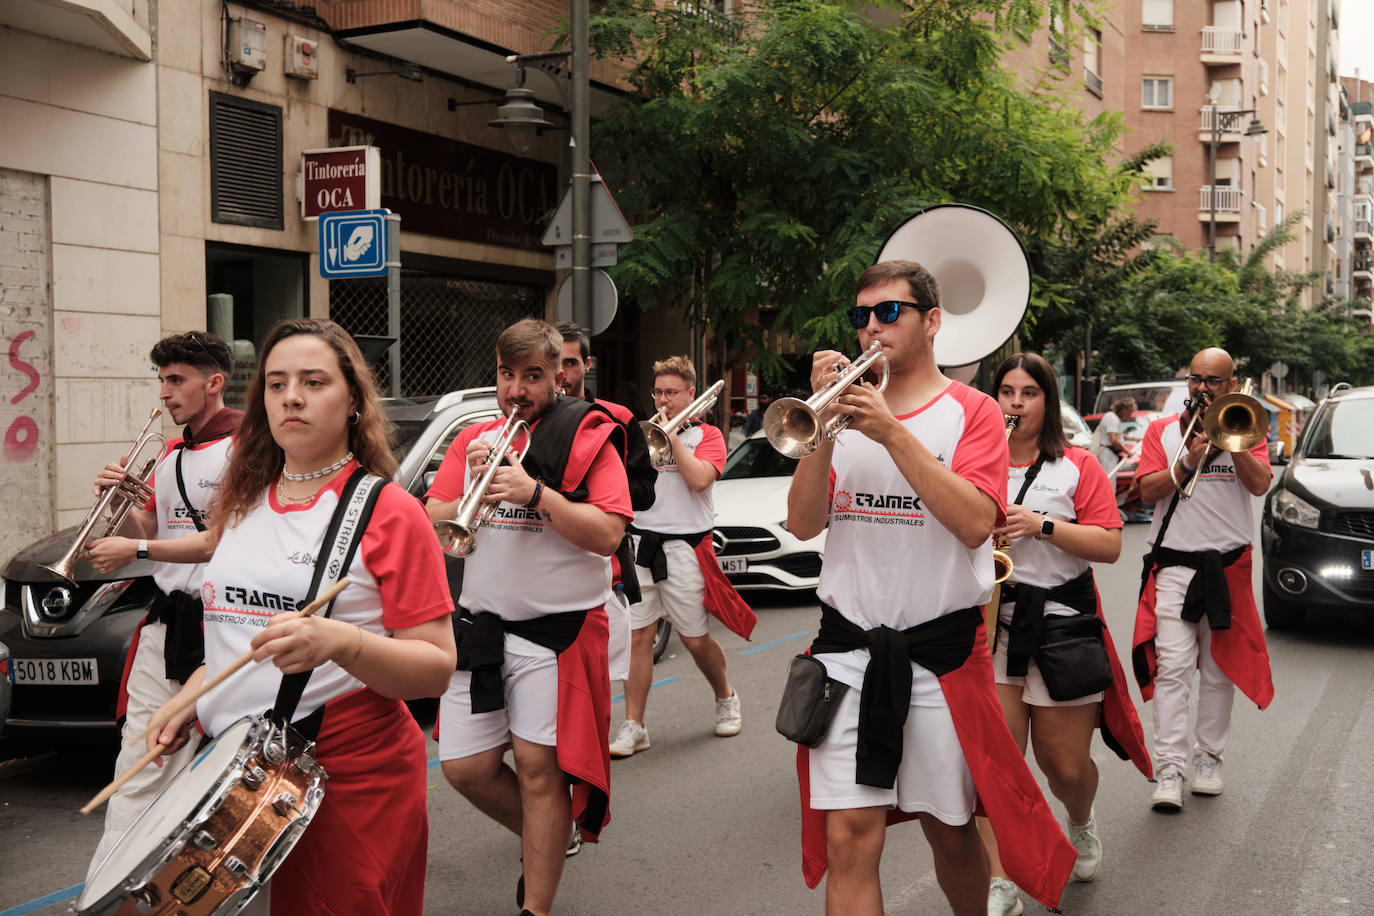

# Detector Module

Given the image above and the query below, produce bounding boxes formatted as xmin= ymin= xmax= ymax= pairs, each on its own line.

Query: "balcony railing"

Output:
xmin=1201 ymin=27 xmax=1242 ymax=55
xmin=1353 ymin=255 xmax=1373 ymax=276
xmin=1355 ymin=219 xmax=1374 ymax=238
xmin=1200 ymin=106 xmax=1247 ymax=133
xmin=1199 ymin=186 xmax=1243 ymax=212
xmin=1357 ymin=143 xmax=1374 ymax=161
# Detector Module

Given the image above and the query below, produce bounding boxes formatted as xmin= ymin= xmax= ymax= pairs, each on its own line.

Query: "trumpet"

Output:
xmin=763 ymin=341 xmax=890 ymax=458
xmin=642 ymin=380 xmax=725 ymax=467
xmin=43 ymin=409 xmax=167 ymax=584
xmin=1170 ymin=379 xmax=1268 ymax=500
xmin=434 ymin=410 xmax=531 ymax=558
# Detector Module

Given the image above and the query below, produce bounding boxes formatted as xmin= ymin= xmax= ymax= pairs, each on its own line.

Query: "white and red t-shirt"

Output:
xmin=198 ymin=465 xmax=453 ymax=737
xmin=427 ymin=417 xmax=633 ymax=622
xmin=815 ymin=381 xmax=1008 ymax=706
xmin=1137 ymin=413 xmax=1270 ymax=552
xmin=999 ymin=448 xmax=1121 ymax=624
xmin=144 ymin=435 xmax=234 ymax=596
xmin=633 ymin=423 xmax=726 ymax=534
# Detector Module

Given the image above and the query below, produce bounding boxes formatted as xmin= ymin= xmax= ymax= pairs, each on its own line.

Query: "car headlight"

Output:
xmin=1273 ymin=489 xmax=1320 ymax=529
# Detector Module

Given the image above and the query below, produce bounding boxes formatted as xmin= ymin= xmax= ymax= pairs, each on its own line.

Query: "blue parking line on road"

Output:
xmin=1 ymin=883 xmax=82 ymax=915
xmin=739 ymin=630 xmax=810 ymax=655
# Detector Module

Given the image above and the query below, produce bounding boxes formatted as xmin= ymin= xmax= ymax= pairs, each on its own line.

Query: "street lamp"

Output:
xmin=1207 ymin=88 xmax=1267 ymax=261
xmin=488 ymin=82 xmax=555 ymax=156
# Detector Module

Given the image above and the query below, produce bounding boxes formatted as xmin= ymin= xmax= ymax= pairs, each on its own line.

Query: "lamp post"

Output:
xmin=1207 ymin=100 xmax=1267 ymax=261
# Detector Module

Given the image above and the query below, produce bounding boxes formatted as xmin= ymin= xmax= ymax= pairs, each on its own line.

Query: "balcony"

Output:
xmin=1198 ymin=186 xmax=1243 ymax=220
xmin=1354 ymin=254 xmax=1372 ymax=280
xmin=1201 ymin=26 xmax=1242 ymax=63
xmin=1356 ymin=219 xmax=1373 ymax=242
xmin=0 ymin=0 xmax=150 ymax=59
xmin=1357 ymin=143 xmax=1374 ymax=169
xmin=1198 ymin=107 xmax=1247 ymax=142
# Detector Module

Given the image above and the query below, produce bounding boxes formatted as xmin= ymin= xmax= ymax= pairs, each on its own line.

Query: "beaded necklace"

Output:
xmin=282 ymin=451 xmax=354 ymax=481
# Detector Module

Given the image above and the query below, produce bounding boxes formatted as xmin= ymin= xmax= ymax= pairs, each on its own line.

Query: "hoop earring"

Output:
xmin=349 ymin=410 xmax=360 ymax=426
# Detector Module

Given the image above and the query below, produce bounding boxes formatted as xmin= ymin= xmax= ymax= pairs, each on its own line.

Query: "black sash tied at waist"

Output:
xmin=147 ymin=589 xmax=205 ymax=684
xmin=629 ymin=526 xmax=709 ymax=583
xmin=1142 ymin=544 xmax=1244 ymax=630
xmin=455 ymin=608 xmax=588 ymax=713
xmin=810 ymin=603 xmax=981 ymax=790
xmin=1001 ymin=569 xmax=1098 ymax=678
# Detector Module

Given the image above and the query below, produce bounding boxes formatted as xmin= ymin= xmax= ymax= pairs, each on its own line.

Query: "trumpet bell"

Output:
xmin=1204 ymin=389 xmax=1269 ymax=453
xmin=435 ymin=520 xmax=476 ymax=558
xmin=762 ymin=397 xmax=822 ymax=459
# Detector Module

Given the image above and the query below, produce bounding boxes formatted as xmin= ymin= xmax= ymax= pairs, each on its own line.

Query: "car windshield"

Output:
xmin=388 ymin=419 xmax=428 ymax=464
xmin=722 ymin=437 xmax=799 ymax=479
xmin=1301 ymin=399 xmax=1374 ymax=459
xmin=1094 ymin=384 xmax=1185 ymax=415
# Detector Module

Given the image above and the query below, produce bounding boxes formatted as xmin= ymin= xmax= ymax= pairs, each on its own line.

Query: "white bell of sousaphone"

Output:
xmin=875 ymin=203 xmax=1031 ymax=368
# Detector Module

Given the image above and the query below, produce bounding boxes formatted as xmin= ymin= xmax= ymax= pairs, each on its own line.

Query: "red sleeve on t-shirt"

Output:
xmin=360 ymin=482 xmax=455 ymax=631
xmin=425 ymin=420 xmax=502 ymax=503
xmin=582 ymin=439 xmax=633 ymax=521
xmin=1066 ymin=448 xmax=1123 ymax=530
xmin=1247 ymin=432 xmax=1272 ymax=466
xmin=694 ymin=424 xmax=727 ymax=474
xmin=947 ymin=384 xmax=1009 ymax=523
xmin=1134 ymin=415 xmax=1174 ymax=478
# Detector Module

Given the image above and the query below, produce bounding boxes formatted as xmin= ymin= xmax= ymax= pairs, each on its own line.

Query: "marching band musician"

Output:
xmin=147 ymin=319 xmax=456 ymax=914
xmin=981 ymin=353 xmax=1151 ymax=916
xmin=784 ymin=262 xmax=1075 ymax=916
xmin=83 ymin=331 xmax=241 ymax=882
xmin=609 ymin=355 xmax=755 ymax=759
xmin=426 ymin=318 xmax=630 ymax=916
xmin=1132 ymin=347 xmax=1274 ymax=811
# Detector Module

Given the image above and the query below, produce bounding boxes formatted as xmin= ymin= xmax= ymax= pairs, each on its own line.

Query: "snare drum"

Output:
xmin=77 ymin=715 xmax=327 ymax=916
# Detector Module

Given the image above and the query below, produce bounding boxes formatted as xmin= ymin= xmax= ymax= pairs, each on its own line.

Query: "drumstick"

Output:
xmin=80 ymin=579 xmax=351 ymax=815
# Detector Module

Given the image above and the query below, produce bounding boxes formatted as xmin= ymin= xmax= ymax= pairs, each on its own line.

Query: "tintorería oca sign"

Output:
xmin=299 ymin=146 xmax=381 ymax=220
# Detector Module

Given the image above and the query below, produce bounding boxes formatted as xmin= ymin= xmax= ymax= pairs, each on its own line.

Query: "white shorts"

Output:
xmin=437 ymin=635 xmax=559 ymax=760
xmin=807 ymin=688 xmax=976 ymax=825
xmin=991 ymin=618 xmax=1103 ymax=708
xmin=607 ymin=588 xmax=632 ymax=682
xmin=629 ymin=538 xmax=709 ymax=638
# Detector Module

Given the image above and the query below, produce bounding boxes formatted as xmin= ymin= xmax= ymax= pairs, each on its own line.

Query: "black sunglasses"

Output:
xmin=846 ymin=300 xmax=935 ymax=329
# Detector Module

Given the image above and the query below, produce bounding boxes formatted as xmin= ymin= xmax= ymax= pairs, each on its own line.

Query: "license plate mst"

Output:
xmin=718 ymin=557 xmax=748 ymax=574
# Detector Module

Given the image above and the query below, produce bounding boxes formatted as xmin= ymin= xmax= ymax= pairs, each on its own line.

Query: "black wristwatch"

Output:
xmin=1039 ymin=518 xmax=1055 ymax=539
xmin=136 ymin=539 xmax=150 ymax=560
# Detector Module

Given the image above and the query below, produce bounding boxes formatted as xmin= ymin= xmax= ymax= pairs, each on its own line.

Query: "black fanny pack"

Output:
xmin=775 ymin=654 xmax=849 ymax=747
xmin=1036 ymin=613 xmax=1113 ymax=702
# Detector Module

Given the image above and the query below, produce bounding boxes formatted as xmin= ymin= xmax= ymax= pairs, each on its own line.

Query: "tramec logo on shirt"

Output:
xmin=831 ymin=489 xmax=926 ymax=527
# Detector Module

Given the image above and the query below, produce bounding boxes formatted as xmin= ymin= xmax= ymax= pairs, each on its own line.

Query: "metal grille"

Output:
xmin=1330 ymin=512 xmax=1374 ymax=540
xmin=330 ymin=269 xmax=543 ymax=397
xmin=713 ymin=527 xmax=782 ymax=556
xmin=209 ymin=92 xmax=283 ymax=229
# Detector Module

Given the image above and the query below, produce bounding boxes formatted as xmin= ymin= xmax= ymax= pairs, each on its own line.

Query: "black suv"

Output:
xmin=1260 ymin=384 xmax=1374 ymax=629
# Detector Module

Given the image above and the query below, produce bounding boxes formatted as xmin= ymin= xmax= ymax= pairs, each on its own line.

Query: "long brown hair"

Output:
xmin=215 ymin=318 xmax=396 ymax=528
xmin=993 ymin=351 xmax=1068 ymax=461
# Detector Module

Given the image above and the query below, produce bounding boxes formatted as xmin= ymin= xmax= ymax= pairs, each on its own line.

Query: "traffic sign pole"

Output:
xmin=387 ymin=214 xmax=402 ymax=397
xmin=571 ymin=0 xmax=591 ymax=332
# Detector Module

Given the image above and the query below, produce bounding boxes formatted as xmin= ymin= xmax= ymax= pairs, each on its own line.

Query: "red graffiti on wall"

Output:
xmin=6 ymin=330 xmax=40 ymax=462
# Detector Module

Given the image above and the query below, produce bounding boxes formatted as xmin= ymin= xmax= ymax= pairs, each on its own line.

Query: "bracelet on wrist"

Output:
xmin=526 ymin=480 xmax=544 ymax=509
xmin=340 ymin=625 xmax=363 ymax=669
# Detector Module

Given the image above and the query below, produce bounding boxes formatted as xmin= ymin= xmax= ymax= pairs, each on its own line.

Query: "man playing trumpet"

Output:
xmin=610 ymin=355 xmax=755 ymax=758
xmin=1131 ymin=347 xmax=1274 ymax=811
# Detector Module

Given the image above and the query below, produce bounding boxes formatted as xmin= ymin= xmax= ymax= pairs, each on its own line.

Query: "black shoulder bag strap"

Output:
xmin=174 ymin=447 xmax=208 ymax=532
xmin=1013 ymin=453 xmax=1049 ymax=506
xmin=269 ymin=468 xmax=387 ymax=731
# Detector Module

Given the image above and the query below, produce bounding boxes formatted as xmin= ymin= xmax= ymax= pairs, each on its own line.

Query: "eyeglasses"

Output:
xmin=652 ymin=388 xmax=684 ymax=399
xmin=1186 ymin=374 xmax=1229 ymax=389
xmin=846 ymin=300 xmax=934 ymax=329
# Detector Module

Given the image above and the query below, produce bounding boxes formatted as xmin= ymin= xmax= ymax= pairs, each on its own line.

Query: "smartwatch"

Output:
xmin=136 ymin=539 xmax=150 ymax=560
xmin=1039 ymin=518 xmax=1055 ymax=539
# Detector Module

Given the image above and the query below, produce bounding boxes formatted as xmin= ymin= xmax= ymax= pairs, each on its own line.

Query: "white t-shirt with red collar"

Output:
xmin=998 ymin=447 xmax=1121 ymax=623
xmin=633 ymin=423 xmax=726 ymax=534
xmin=198 ymin=466 xmax=453 ymax=737
xmin=144 ymin=435 xmax=234 ymax=596
xmin=815 ymin=381 xmax=1008 ymax=706
xmin=1137 ymin=413 xmax=1270 ymax=552
xmin=427 ymin=418 xmax=633 ymax=623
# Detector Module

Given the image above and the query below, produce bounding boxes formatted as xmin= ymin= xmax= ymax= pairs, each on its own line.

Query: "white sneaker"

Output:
xmin=566 ymin=822 xmax=582 ymax=857
xmin=715 ymin=690 xmax=742 ymax=737
xmin=1068 ymin=809 xmax=1102 ymax=881
xmin=987 ymin=877 xmax=1024 ymax=916
xmin=609 ymin=720 xmax=650 ymax=758
xmin=1191 ymin=750 xmax=1224 ymax=795
xmin=1151 ymin=766 xmax=1185 ymax=811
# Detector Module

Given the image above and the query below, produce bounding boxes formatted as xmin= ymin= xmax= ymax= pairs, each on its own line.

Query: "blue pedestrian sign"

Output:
xmin=319 ymin=209 xmax=392 ymax=278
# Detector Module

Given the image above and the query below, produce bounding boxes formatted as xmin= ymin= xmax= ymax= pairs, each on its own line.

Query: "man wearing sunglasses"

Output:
xmin=786 ymin=261 xmax=1074 ymax=915
xmin=1131 ymin=348 xmax=1274 ymax=812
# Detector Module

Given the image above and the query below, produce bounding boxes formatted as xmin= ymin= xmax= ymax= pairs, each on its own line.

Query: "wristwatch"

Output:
xmin=1039 ymin=518 xmax=1055 ymax=539
xmin=136 ymin=539 xmax=150 ymax=560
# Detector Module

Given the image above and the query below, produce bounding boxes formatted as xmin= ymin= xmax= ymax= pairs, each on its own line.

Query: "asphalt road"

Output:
xmin=3 ymin=521 xmax=1374 ymax=915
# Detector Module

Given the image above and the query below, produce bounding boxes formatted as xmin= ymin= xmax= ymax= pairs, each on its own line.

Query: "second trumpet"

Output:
xmin=642 ymin=379 xmax=725 ymax=467
xmin=764 ymin=341 xmax=890 ymax=458
xmin=434 ymin=410 xmax=530 ymax=558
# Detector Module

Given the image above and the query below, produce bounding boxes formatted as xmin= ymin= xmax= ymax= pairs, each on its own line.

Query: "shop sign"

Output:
xmin=300 ymin=146 xmax=380 ymax=220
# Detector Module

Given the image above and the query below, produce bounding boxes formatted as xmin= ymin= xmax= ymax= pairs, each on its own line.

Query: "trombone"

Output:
xmin=1169 ymin=379 xmax=1269 ymax=500
xmin=43 ymin=409 xmax=167 ymax=584
xmin=641 ymin=380 xmax=725 ymax=467
xmin=763 ymin=341 xmax=890 ymax=458
xmin=434 ymin=410 xmax=530 ymax=558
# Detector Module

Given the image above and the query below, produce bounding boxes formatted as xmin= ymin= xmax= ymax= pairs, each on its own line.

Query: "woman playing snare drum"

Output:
xmin=981 ymin=353 xmax=1150 ymax=916
xmin=150 ymin=318 xmax=456 ymax=914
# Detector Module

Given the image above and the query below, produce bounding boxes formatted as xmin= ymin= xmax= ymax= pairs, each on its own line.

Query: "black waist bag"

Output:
xmin=775 ymin=654 xmax=849 ymax=748
xmin=1037 ymin=614 xmax=1113 ymax=702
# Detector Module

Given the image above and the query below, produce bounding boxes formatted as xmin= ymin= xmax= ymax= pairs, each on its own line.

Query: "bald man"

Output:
xmin=1130 ymin=348 xmax=1275 ymax=811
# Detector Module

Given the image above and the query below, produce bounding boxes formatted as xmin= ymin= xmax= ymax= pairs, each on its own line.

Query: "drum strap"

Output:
xmin=270 ymin=468 xmax=386 ymax=734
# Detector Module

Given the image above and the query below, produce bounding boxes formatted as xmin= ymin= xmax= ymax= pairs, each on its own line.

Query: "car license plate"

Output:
xmin=11 ymin=657 xmax=98 ymax=685
xmin=1364 ymin=550 xmax=1373 ymax=571
xmin=718 ymin=557 xmax=748 ymax=574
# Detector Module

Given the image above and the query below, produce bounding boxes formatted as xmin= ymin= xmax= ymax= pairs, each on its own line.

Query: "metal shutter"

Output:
xmin=209 ymin=92 xmax=283 ymax=229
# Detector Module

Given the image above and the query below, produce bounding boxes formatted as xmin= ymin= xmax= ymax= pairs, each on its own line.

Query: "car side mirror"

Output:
xmin=1271 ymin=441 xmax=1287 ymax=465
